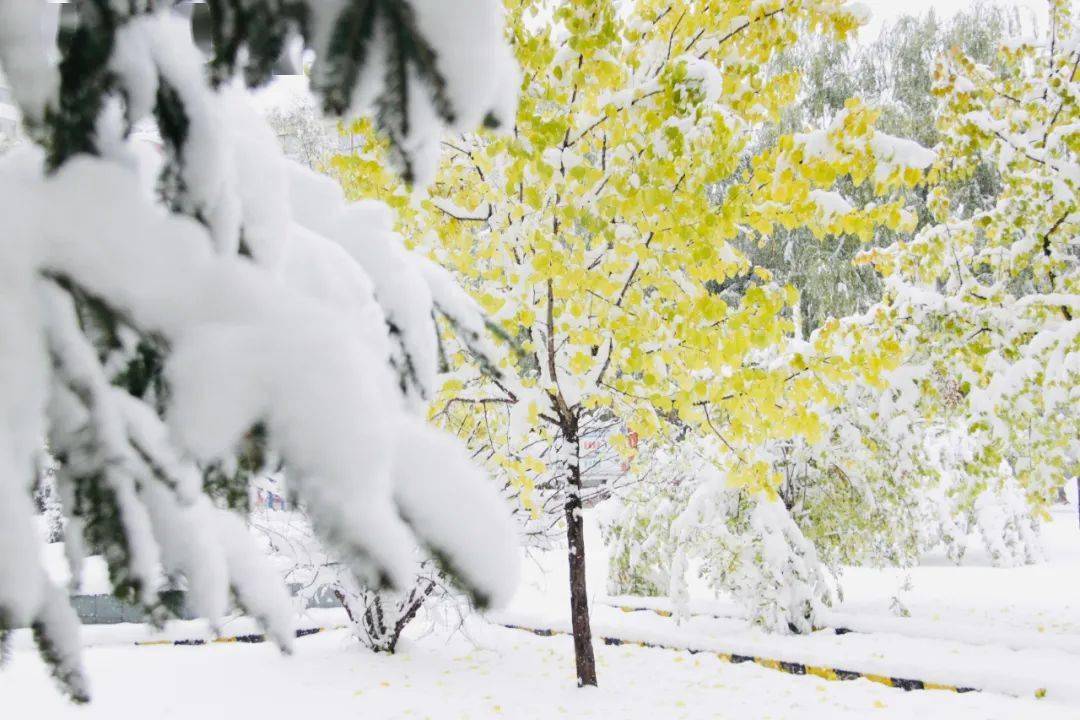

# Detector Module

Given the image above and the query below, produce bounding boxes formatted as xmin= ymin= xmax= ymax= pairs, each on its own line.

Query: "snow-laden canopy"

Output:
xmin=0 ymin=1 xmax=520 ymax=701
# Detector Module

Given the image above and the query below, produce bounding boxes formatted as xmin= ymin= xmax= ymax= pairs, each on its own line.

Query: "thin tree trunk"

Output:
xmin=546 ymin=276 xmax=595 ymax=686
xmin=563 ymin=430 xmax=597 ymax=687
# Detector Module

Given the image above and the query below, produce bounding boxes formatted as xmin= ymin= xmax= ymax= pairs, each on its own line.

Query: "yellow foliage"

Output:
xmin=334 ymin=0 xmax=929 ymax=502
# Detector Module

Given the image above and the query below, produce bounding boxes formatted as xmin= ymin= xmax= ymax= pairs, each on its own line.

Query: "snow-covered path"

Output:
xmin=493 ymin=602 xmax=1080 ymax=703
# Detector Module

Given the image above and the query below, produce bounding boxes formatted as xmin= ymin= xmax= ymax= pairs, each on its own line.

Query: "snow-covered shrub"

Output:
xmin=972 ymin=487 xmax=1042 ymax=567
xmin=250 ymin=495 xmax=447 ymax=654
xmin=929 ymin=486 xmax=971 ymax=565
xmin=672 ymin=469 xmax=834 ymax=634
xmin=736 ymin=499 xmax=834 ymax=634
xmin=603 ymin=451 xmax=833 ymax=634
xmin=600 ymin=448 xmax=691 ymax=598
xmin=602 ymin=366 xmax=939 ymax=634
xmin=333 ymin=562 xmax=442 ymax=653
xmin=787 ymin=371 xmax=940 ymax=571
xmin=0 ymin=1 xmax=519 ymax=702
xmin=925 ymin=426 xmax=1044 ymax=567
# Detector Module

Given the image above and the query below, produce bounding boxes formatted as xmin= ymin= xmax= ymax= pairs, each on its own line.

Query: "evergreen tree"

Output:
xmin=0 ymin=0 xmax=520 ymax=702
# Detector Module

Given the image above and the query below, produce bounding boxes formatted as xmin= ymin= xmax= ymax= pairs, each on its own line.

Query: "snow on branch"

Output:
xmin=0 ymin=1 xmax=520 ymax=702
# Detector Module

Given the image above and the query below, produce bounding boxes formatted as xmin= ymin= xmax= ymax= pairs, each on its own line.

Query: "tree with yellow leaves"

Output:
xmin=334 ymin=0 xmax=929 ymax=686
xmin=857 ymin=0 xmax=1080 ymax=550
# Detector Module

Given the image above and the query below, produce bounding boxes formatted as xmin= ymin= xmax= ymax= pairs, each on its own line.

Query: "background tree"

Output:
xmin=606 ymin=2 xmax=1077 ymax=619
xmin=743 ymin=3 xmax=1021 ymax=335
xmin=858 ymin=0 xmax=1080 ymax=536
xmin=264 ymin=99 xmax=338 ymax=170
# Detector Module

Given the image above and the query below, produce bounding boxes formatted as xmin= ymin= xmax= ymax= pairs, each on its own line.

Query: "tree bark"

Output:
xmin=563 ymin=429 xmax=597 ymax=687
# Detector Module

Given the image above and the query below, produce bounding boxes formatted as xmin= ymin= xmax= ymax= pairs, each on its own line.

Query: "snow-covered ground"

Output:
xmin=3 ymin=504 xmax=1078 ymax=718
xmin=4 ymin=613 xmax=1073 ymax=720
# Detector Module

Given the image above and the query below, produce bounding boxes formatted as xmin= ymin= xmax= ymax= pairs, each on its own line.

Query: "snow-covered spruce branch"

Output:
xmin=0 ymin=0 xmax=520 ymax=702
